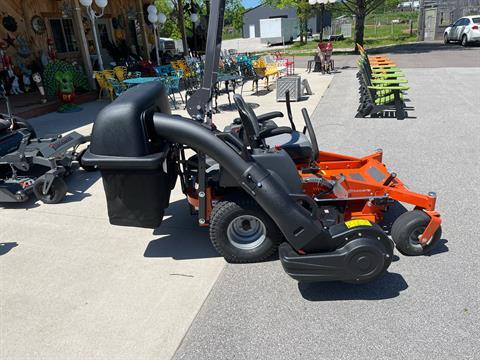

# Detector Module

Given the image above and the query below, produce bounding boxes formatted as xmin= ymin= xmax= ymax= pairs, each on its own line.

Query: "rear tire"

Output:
xmin=33 ymin=176 xmax=67 ymax=204
xmin=391 ymin=210 xmax=442 ymax=256
xmin=444 ymin=34 xmax=450 ymax=44
xmin=461 ymin=34 xmax=468 ymax=47
xmin=209 ymin=200 xmax=283 ymax=263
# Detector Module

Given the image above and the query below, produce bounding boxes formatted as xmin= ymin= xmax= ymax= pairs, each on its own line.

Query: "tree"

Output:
xmin=224 ymin=0 xmax=245 ymax=31
xmin=264 ymin=0 xmax=316 ymax=44
xmin=341 ymin=0 xmax=385 ymax=50
xmin=153 ymin=0 xmax=188 ymax=54
xmin=154 ymin=0 xmax=181 ymax=39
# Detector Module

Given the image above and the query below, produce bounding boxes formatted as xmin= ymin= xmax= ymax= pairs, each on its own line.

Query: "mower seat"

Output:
xmin=264 ymin=132 xmax=312 ymax=163
xmin=233 ymin=95 xmax=313 ymax=163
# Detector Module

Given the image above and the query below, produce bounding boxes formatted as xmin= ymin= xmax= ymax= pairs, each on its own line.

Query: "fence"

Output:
xmin=324 ymin=11 xmax=418 ymax=40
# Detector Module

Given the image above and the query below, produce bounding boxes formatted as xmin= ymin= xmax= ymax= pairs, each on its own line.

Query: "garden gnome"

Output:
xmin=10 ymin=75 xmax=23 ymax=95
xmin=19 ymin=63 xmax=32 ymax=92
xmin=32 ymin=72 xmax=47 ymax=103
xmin=47 ymin=39 xmax=57 ymax=61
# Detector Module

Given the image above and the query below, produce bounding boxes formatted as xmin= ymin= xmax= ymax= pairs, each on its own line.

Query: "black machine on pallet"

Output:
xmin=0 ymin=91 xmax=91 ymax=204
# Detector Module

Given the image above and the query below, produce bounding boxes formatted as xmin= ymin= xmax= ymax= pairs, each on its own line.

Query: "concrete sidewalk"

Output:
xmin=0 ymin=70 xmax=333 ymax=359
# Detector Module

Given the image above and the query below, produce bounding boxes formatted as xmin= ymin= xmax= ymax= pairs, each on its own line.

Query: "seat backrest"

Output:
xmin=233 ymin=94 xmax=264 ymax=149
xmin=94 ymin=71 xmax=109 ymax=90
xmin=102 ymin=70 xmax=116 ymax=79
xmin=114 ymin=66 xmax=127 ymax=81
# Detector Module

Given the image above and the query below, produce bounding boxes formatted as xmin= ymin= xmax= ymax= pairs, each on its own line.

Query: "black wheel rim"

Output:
xmin=408 ymin=226 xmax=426 ymax=249
xmin=42 ymin=187 xmax=55 ymax=201
xmin=227 ymin=215 xmax=267 ymax=250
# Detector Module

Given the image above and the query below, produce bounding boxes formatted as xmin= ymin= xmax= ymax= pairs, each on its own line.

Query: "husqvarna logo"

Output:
xmin=48 ymin=135 xmax=73 ymax=150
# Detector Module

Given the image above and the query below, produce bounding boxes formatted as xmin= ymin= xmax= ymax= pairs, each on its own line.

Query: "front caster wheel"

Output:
xmin=391 ymin=210 xmax=442 ymax=256
xmin=33 ymin=176 xmax=67 ymax=204
xmin=209 ymin=201 xmax=283 ymax=263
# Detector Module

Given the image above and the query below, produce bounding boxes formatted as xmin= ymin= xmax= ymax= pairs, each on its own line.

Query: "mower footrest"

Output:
xmin=279 ymin=235 xmax=393 ymax=283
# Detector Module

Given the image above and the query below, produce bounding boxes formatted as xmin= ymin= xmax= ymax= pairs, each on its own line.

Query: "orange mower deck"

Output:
xmin=298 ymin=150 xmax=441 ymax=245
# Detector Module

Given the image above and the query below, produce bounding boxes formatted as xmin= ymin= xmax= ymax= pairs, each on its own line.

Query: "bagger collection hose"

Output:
xmin=152 ymin=113 xmax=338 ymax=252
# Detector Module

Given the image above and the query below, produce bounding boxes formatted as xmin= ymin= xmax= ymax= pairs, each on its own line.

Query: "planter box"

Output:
xmin=277 ymin=75 xmax=301 ymax=102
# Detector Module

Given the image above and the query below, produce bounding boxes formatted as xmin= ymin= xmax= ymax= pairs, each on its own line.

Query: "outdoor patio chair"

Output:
xmin=238 ymin=61 xmax=261 ymax=94
xmin=319 ymin=42 xmax=334 ymax=74
xmin=100 ymin=70 xmax=116 ymax=80
xmin=164 ymin=75 xmax=184 ymax=109
xmin=252 ymin=57 xmax=280 ymax=91
xmin=357 ymin=55 xmax=405 ymax=80
xmin=154 ymin=64 xmax=176 ymax=77
xmin=273 ymin=52 xmax=295 ymax=75
xmin=113 ymin=66 xmax=128 ymax=81
xmin=106 ymin=77 xmax=127 ymax=98
xmin=93 ymin=71 xmax=114 ymax=101
xmin=171 ymin=60 xmax=194 ymax=78
xmin=356 ymin=58 xmax=410 ymax=120
xmin=306 ymin=50 xmax=323 ymax=73
xmin=357 ymin=44 xmax=396 ymax=66
xmin=264 ymin=55 xmax=287 ymax=76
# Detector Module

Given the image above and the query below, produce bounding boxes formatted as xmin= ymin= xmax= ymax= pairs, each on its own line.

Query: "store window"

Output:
xmin=49 ymin=18 xmax=78 ymax=53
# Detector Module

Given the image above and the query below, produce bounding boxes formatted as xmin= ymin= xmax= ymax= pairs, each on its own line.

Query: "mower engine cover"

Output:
xmin=83 ymin=82 xmax=177 ymax=228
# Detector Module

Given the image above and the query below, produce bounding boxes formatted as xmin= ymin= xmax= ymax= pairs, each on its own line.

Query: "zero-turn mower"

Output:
xmin=82 ymin=0 xmax=442 ymax=284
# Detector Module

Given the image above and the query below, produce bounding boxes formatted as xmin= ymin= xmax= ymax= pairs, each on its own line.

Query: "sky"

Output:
xmin=242 ymin=0 xmax=261 ymax=9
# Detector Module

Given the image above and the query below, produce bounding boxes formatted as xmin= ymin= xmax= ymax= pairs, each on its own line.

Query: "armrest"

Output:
xmin=369 ymin=86 xmax=409 ymax=91
xmin=259 ymin=126 xmax=292 ymax=139
xmin=371 ymin=73 xmax=405 ymax=78
xmin=370 ymin=79 xmax=408 ymax=84
xmin=257 ymin=111 xmax=284 ymax=123
xmin=371 ymin=68 xmax=402 ymax=73
xmin=371 ymin=65 xmax=398 ymax=69
xmin=215 ymin=131 xmax=245 ymax=150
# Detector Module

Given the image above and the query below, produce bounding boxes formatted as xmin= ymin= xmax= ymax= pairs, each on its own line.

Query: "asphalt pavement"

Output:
xmin=173 ymin=54 xmax=480 ymax=359
xmin=294 ymin=41 xmax=480 ymax=69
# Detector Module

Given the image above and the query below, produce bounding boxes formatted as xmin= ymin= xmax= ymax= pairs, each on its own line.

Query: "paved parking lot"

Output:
xmin=174 ymin=67 xmax=480 ymax=358
xmin=295 ymin=41 xmax=480 ymax=69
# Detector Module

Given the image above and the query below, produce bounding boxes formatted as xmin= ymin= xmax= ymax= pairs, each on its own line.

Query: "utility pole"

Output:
xmin=177 ymin=0 xmax=189 ymax=55
xmin=72 ymin=0 xmax=95 ymax=88
xmin=417 ymin=0 xmax=425 ymax=41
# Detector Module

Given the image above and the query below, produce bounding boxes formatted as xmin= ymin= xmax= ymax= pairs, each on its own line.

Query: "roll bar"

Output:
xmin=185 ymin=0 xmax=226 ymax=122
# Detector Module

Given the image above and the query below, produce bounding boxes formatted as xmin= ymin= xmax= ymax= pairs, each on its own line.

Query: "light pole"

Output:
xmin=147 ymin=5 xmax=166 ymax=65
xmin=190 ymin=11 xmax=199 ymax=55
xmin=79 ymin=0 xmax=108 ymax=71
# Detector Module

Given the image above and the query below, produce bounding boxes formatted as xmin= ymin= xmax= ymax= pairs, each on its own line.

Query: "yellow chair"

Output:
xmin=172 ymin=60 xmax=192 ymax=78
xmin=113 ymin=66 xmax=127 ymax=81
xmin=93 ymin=71 xmax=114 ymax=101
xmin=253 ymin=57 xmax=280 ymax=90
xmin=101 ymin=69 xmax=116 ymax=79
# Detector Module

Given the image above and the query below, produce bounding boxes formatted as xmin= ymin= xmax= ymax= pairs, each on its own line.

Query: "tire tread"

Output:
xmin=209 ymin=200 xmax=282 ymax=263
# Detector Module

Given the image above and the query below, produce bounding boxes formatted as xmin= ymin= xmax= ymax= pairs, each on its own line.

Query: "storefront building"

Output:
xmin=0 ymin=0 xmax=152 ymax=94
